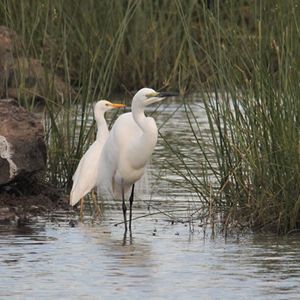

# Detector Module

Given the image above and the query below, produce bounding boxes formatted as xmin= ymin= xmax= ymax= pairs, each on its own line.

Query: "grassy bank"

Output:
xmin=1 ymin=0 xmax=300 ymax=233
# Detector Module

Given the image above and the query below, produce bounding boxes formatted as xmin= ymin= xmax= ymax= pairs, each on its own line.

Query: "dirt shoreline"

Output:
xmin=0 ymin=181 xmax=71 ymax=224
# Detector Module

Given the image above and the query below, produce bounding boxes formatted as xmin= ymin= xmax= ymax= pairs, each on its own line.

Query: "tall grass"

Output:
xmin=162 ymin=0 xmax=300 ymax=233
xmin=0 ymin=0 xmax=195 ymax=188
xmin=1 ymin=0 xmax=300 ymax=232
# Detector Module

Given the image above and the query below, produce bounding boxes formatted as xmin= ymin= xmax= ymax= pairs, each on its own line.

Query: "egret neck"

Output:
xmin=130 ymin=102 xmax=158 ymax=169
xmin=94 ymin=109 xmax=109 ymax=141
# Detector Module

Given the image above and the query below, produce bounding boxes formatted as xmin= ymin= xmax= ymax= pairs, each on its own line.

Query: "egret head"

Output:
xmin=94 ymin=100 xmax=126 ymax=114
xmin=132 ymin=88 xmax=179 ymax=108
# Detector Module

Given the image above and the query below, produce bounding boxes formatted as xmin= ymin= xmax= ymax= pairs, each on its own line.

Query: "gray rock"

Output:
xmin=0 ymin=99 xmax=46 ymax=185
xmin=0 ymin=26 xmax=74 ymax=101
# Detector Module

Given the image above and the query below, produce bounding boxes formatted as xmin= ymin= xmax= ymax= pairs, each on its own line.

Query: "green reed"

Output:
xmin=0 ymin=0 xmax=190 ymax=188
xmin=1 ymin=0 xmax=300 ymax=232
xmin=161 ymin=0 xmax=300 ymax=233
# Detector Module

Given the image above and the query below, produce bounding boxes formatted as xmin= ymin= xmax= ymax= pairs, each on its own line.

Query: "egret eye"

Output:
xmin=105 ymin=103 xmax=109 ymax=106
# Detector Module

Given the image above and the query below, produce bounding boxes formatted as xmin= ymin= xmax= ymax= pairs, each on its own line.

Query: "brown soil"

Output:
xmin=0 ymin=179 xmax=71 ymax=224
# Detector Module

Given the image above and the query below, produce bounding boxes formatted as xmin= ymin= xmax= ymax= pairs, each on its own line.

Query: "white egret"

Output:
xmin=98 ymin=88 xmax=178 ymax=231
xmin=70 ymin=100 xmax=126 ymax=213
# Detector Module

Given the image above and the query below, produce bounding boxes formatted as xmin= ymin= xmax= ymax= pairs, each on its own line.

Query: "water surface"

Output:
xmin=1 ymin=97 xmax=300 ymax=299
xmin=1 ymin=211 xmax=300 ymax=299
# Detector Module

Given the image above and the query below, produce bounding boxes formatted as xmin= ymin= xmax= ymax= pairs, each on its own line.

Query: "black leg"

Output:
xmin=122 ymin=181 xmax=127 ymax=232
xmin=129 ymin=184 xmax=135 ymax=231
xmin=122 ymin=230 xmax=127 ymax=246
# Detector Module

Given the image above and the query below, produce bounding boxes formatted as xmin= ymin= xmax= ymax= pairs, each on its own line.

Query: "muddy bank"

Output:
xmin=0 ymin=98 xmax=71 ymax=224
xmin=0 ymin=180 xmax=70 ymax=224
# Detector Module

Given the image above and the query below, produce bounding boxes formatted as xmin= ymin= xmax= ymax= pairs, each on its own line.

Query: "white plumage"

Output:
xmin=97 ymin=88 xmax=178 ymax=231
xmin=70 ymin=100 xmax=125 ymax=206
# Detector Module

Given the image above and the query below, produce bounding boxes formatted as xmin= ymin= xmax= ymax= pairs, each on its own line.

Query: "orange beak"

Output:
xmin=111 ymin=103 xmax=126 ymax=108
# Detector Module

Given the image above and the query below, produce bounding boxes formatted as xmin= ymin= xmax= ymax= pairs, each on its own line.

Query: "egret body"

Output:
xmin=70 ymin=100 xmax=125 ymax=209
xmin=98 ymin=88 xmax=178 ymax=231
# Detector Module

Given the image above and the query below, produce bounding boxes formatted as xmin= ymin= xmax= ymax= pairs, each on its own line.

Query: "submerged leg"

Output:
xmin=129 ymin=184 xmax=135 ymax=231
xmin=122 ymin=228 xmax=133 ymax=246
xmin=122 ymin=181 xmax=127 ymax=232
xmin=80 ymin=198 xmax=84 ymax=221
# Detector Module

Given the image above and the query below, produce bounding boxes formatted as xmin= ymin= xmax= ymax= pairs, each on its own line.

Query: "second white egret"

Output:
xmin=70 ymin=100 xmax=125 ymax=213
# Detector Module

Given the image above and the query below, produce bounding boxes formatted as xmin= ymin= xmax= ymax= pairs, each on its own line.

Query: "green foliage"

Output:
xmin=1 ymin=0 xmax=300 ymax=232
xmin=163 ymin=0 xmax=300 ymax=233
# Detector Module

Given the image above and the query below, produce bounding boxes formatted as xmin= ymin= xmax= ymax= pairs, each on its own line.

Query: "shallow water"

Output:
xmin=1 ymin=211 xmax=300 ymax=299
xmin=2 ymin=97 xmax=300 ymax=299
